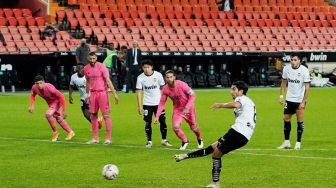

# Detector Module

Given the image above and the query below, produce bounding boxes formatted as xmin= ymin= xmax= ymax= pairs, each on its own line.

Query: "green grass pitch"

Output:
xmin=0 ymin=88 xmax=335 ymax=188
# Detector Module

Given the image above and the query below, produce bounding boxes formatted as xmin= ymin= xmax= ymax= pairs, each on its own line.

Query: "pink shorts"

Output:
xmin=47 ymin=101 xmax=62 ymax=117
xmin=89 ymin=91 xmax=110 ymax=113
xmin=172 ymin=107 xmax=197 ymax=127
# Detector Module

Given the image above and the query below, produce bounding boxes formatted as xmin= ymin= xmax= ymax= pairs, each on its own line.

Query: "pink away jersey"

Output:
xmin=31 ymin=83 xmax=64 ymax=105
xmin=84 ymin=62 xmax=109 ymax=91
xmin=156 ymin=80 xmax=195 ymax=116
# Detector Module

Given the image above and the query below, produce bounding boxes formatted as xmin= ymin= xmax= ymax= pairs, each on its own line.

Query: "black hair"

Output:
xmin=232 ymin=80 xmax=249 ymax=95
xmin=141 ymin=59 xmax=153 ymax=67
xmin=165 ymin=70 xmax=175 ymax=76
xmin=120 ymin=45 xmax=128 ymax=51
xmin=34 ymin=75 xmax=44 ymax=82
xmin=290 ymin=53 xmax=301 ymax=60
xmin=88 ymin=52 xmax=96 ymax=56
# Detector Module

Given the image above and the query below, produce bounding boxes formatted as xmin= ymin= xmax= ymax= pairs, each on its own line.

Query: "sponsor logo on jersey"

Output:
xmin=288 ymin=78 xmax=300 ymax=83
xmin=144 ymin=85 xmax=157 ymax=90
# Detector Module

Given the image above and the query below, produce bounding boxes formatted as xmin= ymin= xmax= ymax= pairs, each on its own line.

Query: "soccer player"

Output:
xmin=29 ymin=75 xmax=75 ymax=142
xmin=84 ymin=52 xmax=119 ymax=144
xmin=69 ymin=63 xmax=102 ymax=128
xmin=136 ymin=59 xmax=172 ymax=148
xmin=174 ymin=81 xmax=256 ymax=188
xmin=278 ymin=53 xmax=310 ymax=150
xmin=154 ymin=70 xmax=203 ymax=150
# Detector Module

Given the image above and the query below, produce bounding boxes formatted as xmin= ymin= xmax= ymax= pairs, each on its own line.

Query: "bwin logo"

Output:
xmin=310 ymin=53 xmax=327 ymax=61
xmin=288 ymin=78 xmax=300 ymax=83
xmin=144 ymin=85 xmax=157 ymax=90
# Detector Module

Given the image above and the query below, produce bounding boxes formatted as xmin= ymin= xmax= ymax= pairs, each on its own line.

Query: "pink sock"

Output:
xmin=191 ymin=125 xmax=202 ymax=140
xmin=57 ymin=118 xmax=72 ymax=133
xmin=91 ymin=115 xmax=99 ymax=140
xmin=104 ymin=114 xmax=112 ymax=141
xmin=173 ymin=126 xmax=188 ymax=142
xmin=45 ymin=114 xmax=57 ymax=133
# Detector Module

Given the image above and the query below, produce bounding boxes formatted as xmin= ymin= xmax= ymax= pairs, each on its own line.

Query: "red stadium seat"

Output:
xmin=22 ymin=9 xmax=32 ymax=17
xmin=26 ymin=17 xmax=36 ymax=26
xmin=3 ymin=8 xmax=13 ymax=18
xmin=7 ymin=17 xmax=17 ymax=26
xmin=12 ymin=9 xmax=22 ymax=18
xmin=35 ymin=17 xmax=45 ymax=26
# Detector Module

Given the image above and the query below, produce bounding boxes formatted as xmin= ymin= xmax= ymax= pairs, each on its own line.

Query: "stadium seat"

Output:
xmin=35 ymin=17 xmax=45 ymax=26
xmin=7 ymin=17 xmax=17 ymax=26
xmin=3 ymin=8 xmax=13 ymax=18
xmin=26 ymin=17 xmax=36 ymax=26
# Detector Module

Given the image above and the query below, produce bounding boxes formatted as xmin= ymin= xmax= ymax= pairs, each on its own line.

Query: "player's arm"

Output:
xmin=136 ymin=89 xmax=143 ymax=115
xmin=28 ymin=90 xmax=37 ymax=113
xmin=69 ymin=83 xmax=74 ymax=104
xmin=279 ymin=79 xmax=287 ymax=105
xmin=154 ymin=91 xmax=168 ymax=123
xmin=55 ymin=90 xmax=67 ymax=113
xmin=103 ymin=69 xmax=119 ymax=104
xmin=300 ymin=82 xmax=310 ymax=109
xmin=279 ymin=66 xmax=288 ymax=105
xmin=85 ymin=76 xmax=90 ymax=104
xmin=211 ymin=101 xmax=241 ymax=109
xmin=182 ymin=83 xmax=195 ymax=114
xmin=136 ymin=76 xmax=144 ymax=115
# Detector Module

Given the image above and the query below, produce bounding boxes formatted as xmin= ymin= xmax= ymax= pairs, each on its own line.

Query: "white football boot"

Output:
xmin=204 ymin=181 xmax=220 ymax=188
xmin=161 ymin=139 xmax=172 ymax=147
xmin=179 ymin=142 xmax=189 ymax=150
xmin=146 ymin=141 xmax=153 ymax=148
xmin=174 ymin=154 xmax=188 ymax=162
xmin=277 ymin=140 xmax=291 ymax=149
xmin=294 ymin=142 xmax=301 ymax=150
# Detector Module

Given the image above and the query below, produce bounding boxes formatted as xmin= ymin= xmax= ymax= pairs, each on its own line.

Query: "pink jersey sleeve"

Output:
xmin=46 ymin=84 xmax=66 ymax=111
xmin=180 ymin=81 xmax=195 ymax=110
xmin=156 ymin=86 xmax=168 ymax=118
xmin=100 ymin=63 xmax=110 ymax=81
xmin=29 ymin=85 xmax=37 ymax=106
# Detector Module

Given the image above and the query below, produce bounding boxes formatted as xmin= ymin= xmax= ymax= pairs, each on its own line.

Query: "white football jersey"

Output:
xmin=282 ymin=65 xmax=310 ymax=103
xmin=232 ymin=95 xmax=256 ymax=140
xmin=70 ymin=73 xmax=87 ymax=100
xmin=136 ymin=71 xmax=165 ymax=106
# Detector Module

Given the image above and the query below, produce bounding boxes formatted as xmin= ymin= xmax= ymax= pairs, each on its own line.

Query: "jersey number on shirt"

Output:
xmin=247 ymin=107 xmax=257 ymax=128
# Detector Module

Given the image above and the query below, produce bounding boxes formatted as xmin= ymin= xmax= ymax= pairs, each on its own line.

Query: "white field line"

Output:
xmin=1 ymin=136 xmax=336 ymax=161
xmin=236 ymin=152 xmax=336 ymax=161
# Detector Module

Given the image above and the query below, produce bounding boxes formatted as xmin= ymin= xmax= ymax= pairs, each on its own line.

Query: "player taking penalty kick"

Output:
xmin=174 ymin=81 xmax=256 ymax=188
xmin=29 ymin=75 xmax=75 ymax=142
